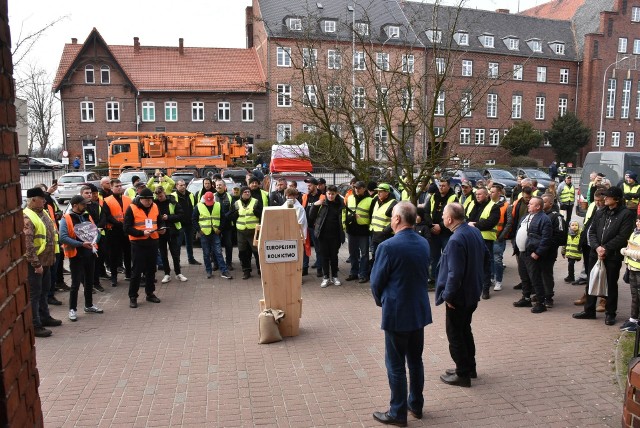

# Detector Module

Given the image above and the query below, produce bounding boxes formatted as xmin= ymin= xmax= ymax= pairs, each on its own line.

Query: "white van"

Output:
xmin=579 ymin=151 xmax=640 ymax=208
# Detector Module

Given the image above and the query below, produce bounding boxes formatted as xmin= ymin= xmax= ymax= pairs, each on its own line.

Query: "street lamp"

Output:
xmin=598 ymin=56 xmax=629 ymax=151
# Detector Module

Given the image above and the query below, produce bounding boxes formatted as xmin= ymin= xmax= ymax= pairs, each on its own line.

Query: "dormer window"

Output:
xmin=324 ymin=20 xmax=336 ymax=33
xmin=527 ymin=39 xmax=543 ymax=53
xmin=426 ymin=29 xmax=442 ymax=44
xmin=289 ymin=18 xmax=302 ymax=31
xmin=386 ymin=26 xmax=400 ymax=39
xmin=354 ymin=22 xmax=369 ymax=36
xmin=550 ymin=41 xmax=565 ymax=55
xmin=454 ymin=31 xmax=469 ymax=46
xmin=480 ymin=34 xmax=494 ymax=48
xmin=504 ymin=37 xmax=519 ymax=50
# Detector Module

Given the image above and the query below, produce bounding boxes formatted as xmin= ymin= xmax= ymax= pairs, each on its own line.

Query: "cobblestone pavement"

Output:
xmin=36 ymin=245 xmax=625 ymax=427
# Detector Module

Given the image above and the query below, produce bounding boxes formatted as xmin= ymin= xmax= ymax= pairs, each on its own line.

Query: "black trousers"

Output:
xmin=319 ymin=235 xmax=340 ymax=278
xmin=518 ymin=252 xmax=546 ymax=303
xmin=129 ymin=241 xmax=158 ymax=299
xmin=107 ymin=229 xmax=131 ymax=280
xmin=584 ymin=255 xmax=622 ymax=316
xmin=445 ymin=304 xmax=477 ymax=377
xmin=237 ymin=228 xmax=259 ymax=273
xmin=69 ymin=253 xmax=94 ymax=310
xmin=482 ymin=240 xmax=493 ymax=292
xmin=539 ymin=257 xmax=557 ymax=299
xmin=159 ymin=231 xmax=181 ymax=275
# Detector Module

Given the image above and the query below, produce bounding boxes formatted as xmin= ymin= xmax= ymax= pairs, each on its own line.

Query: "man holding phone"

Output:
xmin=147 ymin=169 xmax=175 ymax=194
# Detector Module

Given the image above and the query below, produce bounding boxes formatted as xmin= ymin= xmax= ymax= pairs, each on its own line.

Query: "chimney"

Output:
xmin=71 ymin=38 xmax=77 ymax=44
xmin=495 ymin=8 xmax=510 ymax=13
xmin=134 ymin=37 xmax=140 ymax=53
xmin=179 ymin=38 xmax=184 ymax=55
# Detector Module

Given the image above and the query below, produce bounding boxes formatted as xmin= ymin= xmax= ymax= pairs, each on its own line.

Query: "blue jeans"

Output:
xmin=384 ymin=329 xmax=424 ymax=421
xmin=179 ymin=224 xmax=195 ymax=262
xmin=303 ymin=227 xmax=322 ymax=273
xmin=200 ymin=233 xmax=227 ymax=274
xmin=348 ymin=234 xmax=369 ymax=279
xmin=493 ymin=240 xmax=506 ymax=282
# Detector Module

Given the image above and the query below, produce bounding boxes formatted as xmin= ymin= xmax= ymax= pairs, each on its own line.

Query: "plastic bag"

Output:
xmin=588 ymin=260 xmax=608 ymax=297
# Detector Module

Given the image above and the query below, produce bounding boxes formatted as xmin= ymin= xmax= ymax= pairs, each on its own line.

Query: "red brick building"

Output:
xmin=53 ymin=29 xmax=267 ymax=167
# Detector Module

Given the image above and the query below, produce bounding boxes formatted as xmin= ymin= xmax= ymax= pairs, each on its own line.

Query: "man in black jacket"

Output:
xmin=573 ymin=186 xmax=635 ymax=325
xmin=540 ymin=193 xmax=566 ymax=308
xmin=214 ymin=180 xmax=235 ymax=270
xmin=345 ymin=181 xmax=372 ymax=283
xmin=467 ymin=187 xmax=500 ymax=299
xmin=310 ymin=185 xmax=344 ymax=287
xmin=269 ymin=178 xmax=287 ymax=206
xmin=173 ymin=180 xmax=200 ymax=265
xmin=424 ymin=178 xmax=458 ymax=283
xmin=154 ymin=187 xmax=186 ymax=283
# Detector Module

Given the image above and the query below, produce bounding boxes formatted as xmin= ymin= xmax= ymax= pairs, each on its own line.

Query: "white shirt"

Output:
xmin=282 ymin=198 xmax=308 ymax=239
xmin=515 ymin=214 xmax=532 ymax=251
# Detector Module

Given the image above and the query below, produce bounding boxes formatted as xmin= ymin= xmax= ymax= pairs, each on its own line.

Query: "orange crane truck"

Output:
xmin=107 ymin=132 xmax=248 ymax=177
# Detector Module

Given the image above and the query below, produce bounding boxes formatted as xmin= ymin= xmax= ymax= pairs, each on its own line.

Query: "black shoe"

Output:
xmin=302 ymin=268 xmax=308 ymax=276
xmin=573 ymin=278 xmax=587 ymax=285
xmin=316 ymin=271 xmax=323 ymax=278
xmin=221 ymin=272 xmax=233 ymax=280
xmin=531 ymin=303 xmax=547 ymax=313
xmin=407 ymin=407 xmax=422 ymax=419
xmin=481 ymin=290 xmax=490 ymax=300
xmin=34 ymin=326 xmax=52 ymax=338
xmin=227 ymin=263 xmax=234 ymax=271
xmin=56 ymin=282 xmax=71 ymax=291
xmin=41 ymin=317 xmax=62 ymax=327
xmin=513 ymin=283 xmax=523 ymax=290
xmin=564 ymin=276 xmax=575 ymax=283
xmin=572 ymin=311 xmax=596 ymax=319
xmin=545 ymin=298 xmax=554 ymax=309
xmin=213 ymin=266 xmax=219 ymax=272
xmin=440 ymin=373 xmax=471 ymax=388
xmin=372 ymin=411 xmax=407 ymax=427
xmin=605 ymin=314 xmax=616 ymax=326
xmin=111 ymin=281 xmax=117 ymax=287
xmin=445 ymin=368 xmax=477 ymax=379
xmin=206 ymin=272 xmax=212 ymax=279
xmin=94 ymin=284 xmax=105 ymax=292
xmin=146 ymin=294 xmax=161 ymax=303
xmin=99 ymin=273 xmax=111 ymax=280
xmin=47 ymin=296 xmax=62 ymax=306
xmin=242 ymin=271 xmax=251 ymax=280
xmin=358 ymin=277 xmax=368 ymax=283
xmin=129 ymin=298 xmax=138 ymax=308
xmin=345 ymin=274 xmax=358 ymax=281
xmin=188 ymin=259 xmax=202 ymax=265
xmin=513 ymin=297 xmax=532 ymax=307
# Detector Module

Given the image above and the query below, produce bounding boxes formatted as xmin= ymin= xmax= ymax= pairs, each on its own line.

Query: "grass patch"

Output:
xmin=616 ymin=331 xmax=638 ymax=392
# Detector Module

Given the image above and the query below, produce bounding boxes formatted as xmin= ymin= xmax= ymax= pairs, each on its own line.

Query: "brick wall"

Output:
xmin=623 ymin=360 xmax=640 ymax=427
xmin=0 ymin=0 xmax=44 ymax=426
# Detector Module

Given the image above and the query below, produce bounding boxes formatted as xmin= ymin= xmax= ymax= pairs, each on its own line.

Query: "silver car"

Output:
xmin=54 ymin=171 xmax=102 ymax=203
xmin=188 ymin=178 xmax=239 ymax=202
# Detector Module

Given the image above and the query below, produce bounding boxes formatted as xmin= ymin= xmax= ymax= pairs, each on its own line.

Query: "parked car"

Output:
xmin=35 ymin=158 xmax=65 ymax=169
xmin=118 ymin=170 xmax=149 ymax=191
xmin=187 ymin=177 xmax=239 ymax=200
xmin=483 ymin=168 xmax=518 ymax=197
xmin=171 ymin=170 xmax=197 ymax=186
xmin=26 ymin=157 xmax=57 ymax=171
xmin=222 ymin=167 xmax=251 ymax=185
xmin=263 ymin=171 xmax=313 ymax=195
xmin=54 ymin=171 xmax=102 ymax=203
xmin=515 ymin=168 xmax=552 ymax=191
xmin=447 ymin=169 xmax=484 ymax=195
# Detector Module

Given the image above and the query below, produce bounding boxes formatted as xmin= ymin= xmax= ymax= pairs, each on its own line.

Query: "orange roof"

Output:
xmin=519 ymin=0 xmax=586 ymax=20
xmin=54 ymin=30 xmax=265 ymax=93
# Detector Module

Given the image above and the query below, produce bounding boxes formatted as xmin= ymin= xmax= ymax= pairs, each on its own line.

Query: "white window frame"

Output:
xmin=513 ymin=64 xmax=523 ymax=80
xmin=377 ymin=53 xmax=390 ymax=71
xmin=529 ymin=39 xmax=542 ymax=52
xmin=217 ymin=102 xmax=230 ymax=122
xmin=435 ymin=57 xmax=446 ymax=74
xmin=426 ymin=29 xmax=442 ymax=43
xmin=106 ymin=101 xmax=120 ymax=122
xmin=475 ymin=128 xmax=485 ymax=145
xmin=303 ymin=124 xmax=317 ymax=134
xmin=634 ymin=39 xmax=640 ymax=54
xmin=354 ymin=22 xmax=369 ymax=36
xmin=276 ymin=124 xmax=292 ymax=143
xmin=487 ymin=93 xmax=497 ymax=118
xmin=85 ymin=65 xmax=94 ymax=84
xmin=303 ymin=85 xmax=317 ymax=107
xmin=353 ymin=87 xmax=366 ymax=109
xmin=512 ymin=95 xmax=522 ymax=119
xmin=597 ymin=131 xmax=605 ymax=147
xmin=330 ymin=124 xmax=342 ymax=138
xmin=627 ymin=131 xmax=635 ymax=148
xmin=506 ymin=38 xmax=519 ymax=50
xmin=353 ymin=51 xmax=366 ymax=70
xmin=435 ymin=91 xmax=445 ymax=116
xmin=611 ymin=131 xmax=621 ymax=147
xmin=277 ymin=47 xmax=291 ymax=67
xmin=462 ymin=60 xmax=473 ymax=77
xmin=488 ymin=62 xmax=498 ymax=78
xmin=289 ymin=18 xmax=302 ymax=31
xmin=402 ymin=55 xmax=415 ymax=73
xmin=141 ymin=101 xmax=155 ymax=122
xmin=460 ymin=128 xmax=471 ymax=145
xmin=462 ymin=159 xmax=471 ymax=167
xmin=375 ymin=126 xmax=388 ymax=161
xmin=192 ymin=101 xmax=205 ymax=122
xmin=558 ymin=97 xmax=568 ymax=117
xmin=241 ymin=102 xmax=254 ymax=122
xmin=482 ymin=34 xmax=494 ymax=48
xmin=277 ymin=84 xmax=292 ymax=107
xmin=535 ymin=96 xmax=545 ymax=120
xmin=386 ymin=26 xmax=400 ymax=39
xmin=554 ymin=43 xmax=565 ymax=55
xmin=327 ymin=50 xmax=342 ymax=69
xmin=489 ymin=129 xmax=500 ymax=146
xmin=327 ymin=86 xmax=342 ymax=108
xmin=485 ymin=159 xmax=496 ymax=166
xmin=353 ymin=125 xmax=365 ymax=160
xmin=165 ymin=101 xmax=178 ymax=122
xmin=100 ymin=65 xmax=110 ymax=84
xmin=461 ymin=92 xmax=472 ymax=117
xmin=401 ymin=88 xmax=413 ymax=110
xmin=606 ymin=78 xmax=616 ymax=118
xmin=622 ymin=79 xmax=632 ymax=119
xmin=302 ymin=48 xmax=317 ymax=68
xmin=456 ymin=32 xmax=469 ymax=46
xmin=619 ymin=37 xmax=628 ymax=53
xmin=80 ymin=101 xmax=94 ymax=122
xmin=324 ymin=20 xmax=336 ymax=33
xmin=537 ymin=66 xmax=547 ymax=83
xmin=633 ymin=7 xmax=640 ymax=22
xmin=637 ymin=81 xmax=640 ymax=119
xmin=560 ymin=68 xmax=569 ymax=84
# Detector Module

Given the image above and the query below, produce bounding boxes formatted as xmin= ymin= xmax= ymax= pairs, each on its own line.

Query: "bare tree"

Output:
xmin=19 ymin=64 xmax=58 ymax=156
xmin=11 ymin=15 xmax=67 ymax=72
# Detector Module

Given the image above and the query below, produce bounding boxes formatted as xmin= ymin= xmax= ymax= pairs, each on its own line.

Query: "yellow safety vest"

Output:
xmin=370 ymin=199 xmax=395 ymax=232
xmin=462 ymin=195 xmax=475 ymax=217
xmin=347 ymin=195 xmax=372 ymax=226
xmin=24 ymin=208 xmax=46 ymax=255
xmin=626 ymin=232 xmax=640 ymax=270
xmin=125 ymin=187 xmax=137 ymax=199
xmin=197 ymin=203 xmax=221 ymax=235
xmin=559 ymin=184 xmax=575 ymax=204
xmin=169 ymin=201 xmax=182 ymax=230
xmin=235 ymin=198 xmax=259 ymax=230
xmin=430 ymin=193 xmax=457 ymax=215
xmin=565 ymin=233 xmax=581 ymax=260
xmin=624 ymin=183 xmax=640 ymax=207
xmin=584 ymin=202 xmax=597 ymax=224
xmin=479 ymin=200 xmax=497 ymax=241
xmin=401 ymin=189 xmax=410 ymax=201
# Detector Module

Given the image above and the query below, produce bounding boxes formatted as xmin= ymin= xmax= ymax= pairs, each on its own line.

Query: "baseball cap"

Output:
xmin=596 ymin=172 xmax=606 ymax=178
xmin=134 ymin=181 xmax=146 ymax=188
xmin=318 ymin=178 xmax=327 ymax=185
xmin=305 ymin=178 xmax=319 ymax=185
xmin=69 ymin=195 xmax=87 ymax=206
xmin=603 ymin=187 xmax=623 ymax=198
xmin=375 ymin=183 xmax=391 ymax=192
xmin=203 ymin=191 xmax=215 ymax=206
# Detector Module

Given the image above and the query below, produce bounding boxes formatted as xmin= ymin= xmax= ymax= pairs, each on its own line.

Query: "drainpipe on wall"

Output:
xmin=574 ymin=61 xmax=580 ymax=113
xmin=135 ymin=91 xmax=140 ymax=132
xmin=60 ymin=97 xmax=67 ymax=153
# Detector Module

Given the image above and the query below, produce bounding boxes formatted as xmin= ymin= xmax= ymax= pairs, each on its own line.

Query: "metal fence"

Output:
xmin=311 ymin=167 xmax=352 ymax=186
xmin=19 ymin=170 xmax=68 ymax=189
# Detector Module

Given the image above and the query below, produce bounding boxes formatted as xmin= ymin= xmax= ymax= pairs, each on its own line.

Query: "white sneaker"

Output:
xmin=494 ymin=281 xmax=503 ymax=291
xmin=68 ymin=309 xmax=77 ymax=322
xmin=176 ymin=274 xmax=188 ymax=282
xmin=161 ymin=274 xmax=171 ymax=283
xmin=320 ymin=278 xmax=332 ymax=288
xmin=332 ymin=277 xmax=341 ymax=286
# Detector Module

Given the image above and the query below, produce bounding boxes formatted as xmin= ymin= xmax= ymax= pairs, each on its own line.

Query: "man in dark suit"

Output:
xmin=371 ymin=201 xmax=432 ymax=427
xmin=436 ymin=203 xmax=490 ymax=388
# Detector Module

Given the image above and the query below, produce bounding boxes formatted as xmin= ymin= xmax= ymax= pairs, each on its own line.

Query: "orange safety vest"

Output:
xmin=301 ymin=192 xmax=326 ymax=207
xmin=128 ymin=203 xmax=160 ymax=241
xmin=46 ymin=204 xmax=58 ymax=231
xmin=62 ymin=213 xmax=97 ymax=258
xmin=104 ymin=195 xmax=131 ymax=229
xmin=496 ymin=201 xmax=509 ymax=234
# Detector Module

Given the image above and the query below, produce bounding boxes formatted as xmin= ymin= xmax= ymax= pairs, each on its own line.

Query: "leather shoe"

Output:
xmin=372 ymin=411 xmax=407 ymax=427
xmin=345 ymin=274 xmax=358 ymax=281
xmin=129 ymin=299 xmax=138 ymax=308
xmin=41 ymin=317 xmax=62 ymax=327
xmin=605 ymin=314 xmax=616 ymax=326
xmin=572 ymin=311 xmax=596 ymax=319
xmin=440 ymin=373 xmax=471 ymax=387
xmin=407 ymin=407 xmax=423 ymax=419
xmin=146 ymin=294 xmax=161 ymax=303
xmin=47 ymin=296 xmax=63 ymax=306
xmin=446 ymin=368 xmax=477 ymax=379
